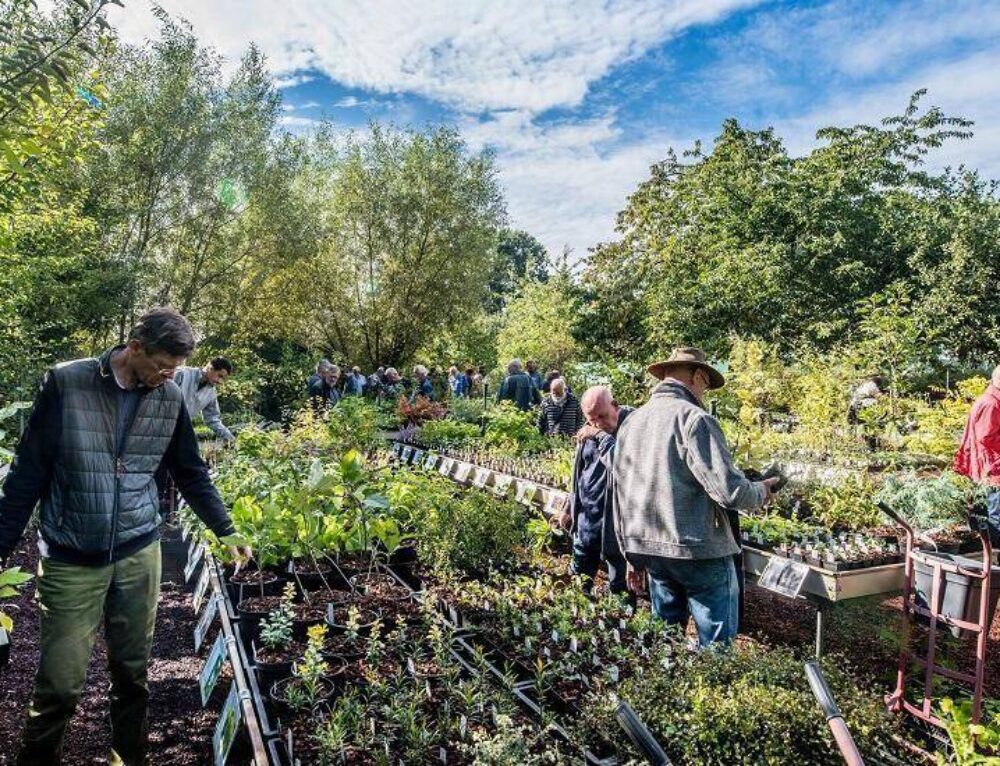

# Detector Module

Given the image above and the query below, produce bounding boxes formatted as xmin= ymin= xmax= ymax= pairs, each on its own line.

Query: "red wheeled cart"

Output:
xmin=881 ymin=502 xmax=999 ymax=727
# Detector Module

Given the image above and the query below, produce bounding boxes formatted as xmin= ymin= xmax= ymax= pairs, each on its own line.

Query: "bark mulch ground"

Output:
xmin=0 ymin=536 xmax=225 ymax=765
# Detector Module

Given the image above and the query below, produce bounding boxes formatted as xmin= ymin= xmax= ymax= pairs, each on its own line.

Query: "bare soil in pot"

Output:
xmin=326 ymin=604 xmax=382 ymax=633
xmin=351 ymin=572 xmax=411 ymax=601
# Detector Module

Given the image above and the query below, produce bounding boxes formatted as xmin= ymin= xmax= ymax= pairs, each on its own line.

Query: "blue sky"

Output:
xmin=109 ymin=0 xmax=1000 ymax=260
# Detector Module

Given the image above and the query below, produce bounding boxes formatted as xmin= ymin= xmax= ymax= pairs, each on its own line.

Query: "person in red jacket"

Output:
xmin=954 ymin=365 xmax=1000 ymax=546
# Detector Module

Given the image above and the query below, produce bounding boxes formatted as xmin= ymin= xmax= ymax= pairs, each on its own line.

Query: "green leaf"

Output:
xmin=0 ymin=612 xmax=12 ymax=632
xmin=0 ymin=567 xmax=33 ymax=587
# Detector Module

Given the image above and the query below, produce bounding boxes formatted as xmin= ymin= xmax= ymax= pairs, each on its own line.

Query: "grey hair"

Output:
xmin=129 ymin=307 xmax=196 ymax=357
xmin=550 ymin=377 xmax=567 ymax=394
xmin=413 ymin=364 xmax=428 ymax=377
xmin=317 ymin=359 xmax=334 ymax=373
xmin=507 ymin=358 xmax=522 ymax=374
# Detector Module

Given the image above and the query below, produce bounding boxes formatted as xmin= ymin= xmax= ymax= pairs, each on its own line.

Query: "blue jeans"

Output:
xmin=630 ymin=554 xmax=739 ymax=647
xmin=987 ymin=488 xmax=1000 ymax=548
xmin=571 ymin=537 xmax=629 ymax=597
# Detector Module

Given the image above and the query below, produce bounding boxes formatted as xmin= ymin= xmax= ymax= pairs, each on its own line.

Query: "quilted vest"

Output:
xmin=39 ymin=354 xmax=182 ymax=559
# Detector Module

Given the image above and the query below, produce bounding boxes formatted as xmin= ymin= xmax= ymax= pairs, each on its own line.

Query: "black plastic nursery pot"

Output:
xmin=349 ymin=572 xmax=413 ymax=604
xmin=226 ymin=568 xmax=285 ymax=608
xmin=286 ymin=558 xmax=339 ymax=592
xmin=325 ymin=603 xmax=383 ymax=634
xmin=237 ymin=594 xmax=284 ymax=654
xmin=269 ymin=665 xmax=345 ymax=719
xmin=252 ymin=640 xmax=299 ymax=696
xmin=159 ymin=525 xmax=188 ymax=585
xmin=0 ymin=627 xmax=10 ymax=668
xmin=913 ymin=552 xmax=1000 ymax=638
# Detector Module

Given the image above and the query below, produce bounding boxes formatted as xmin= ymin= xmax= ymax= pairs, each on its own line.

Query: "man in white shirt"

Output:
xmin=173 ymin=358 xmax=235 ymax=442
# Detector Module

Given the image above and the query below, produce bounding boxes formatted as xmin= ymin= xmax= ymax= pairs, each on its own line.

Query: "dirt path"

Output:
xmin=0 ymin=536 xmax=222 ymax=765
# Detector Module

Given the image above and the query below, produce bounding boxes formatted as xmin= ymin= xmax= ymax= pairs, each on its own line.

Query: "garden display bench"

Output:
xmin=180 ymin=534 xmax=271 ymax=766
xmin=742 ymin=545 xmax=905 ymax=658
xmin=388 ymin=440 xmax=571 ymax=517
xmin=389 ymin=440 xmax=913 ymax=661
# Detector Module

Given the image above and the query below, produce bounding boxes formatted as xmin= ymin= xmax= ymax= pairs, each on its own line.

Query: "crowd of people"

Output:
xmin=306 ymin=359 xmax=489 ymax=410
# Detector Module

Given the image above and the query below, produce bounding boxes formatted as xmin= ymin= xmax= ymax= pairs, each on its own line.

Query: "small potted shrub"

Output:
xmin=253 ymin=583 xmax=302 ymax=693
xmin=271 ymin=624 xmax=344 ymax=716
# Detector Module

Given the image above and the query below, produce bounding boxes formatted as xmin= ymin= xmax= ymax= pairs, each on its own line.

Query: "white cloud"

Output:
xmin=273 ymin=73 xmax=315 ymax=90
xmin=107 ymin=0 xmax=759 ymax=114
xmin=278 ymin=114 xmax=321 ymax=131
xmin=774 ymin=50 xmax=1000 ymax=180
xmin=464 ymin=111 xmax=689 ymax=258
xmin=333 ymin=96 xmax=372 ymax=108
xmin=102 ymin=0 xmax=1000 ymax=262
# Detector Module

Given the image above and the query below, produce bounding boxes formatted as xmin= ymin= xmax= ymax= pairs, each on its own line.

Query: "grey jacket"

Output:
xmin=174 ymin=367 xmax=234 ymax=441
xmin=613 ymin=381 xmax=765 ymax=560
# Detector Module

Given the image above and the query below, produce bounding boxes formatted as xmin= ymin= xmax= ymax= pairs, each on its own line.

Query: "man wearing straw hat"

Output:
xmin=613 ymin=347 xmax=778 ymax=646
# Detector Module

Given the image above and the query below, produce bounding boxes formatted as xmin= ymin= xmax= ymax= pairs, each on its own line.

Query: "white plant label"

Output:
xmin=473 ymin=468 xmax=491 ymax=488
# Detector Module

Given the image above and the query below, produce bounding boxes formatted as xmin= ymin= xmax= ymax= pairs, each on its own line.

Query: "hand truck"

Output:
xmin=880 ymin=502 xmax=997 ymax=726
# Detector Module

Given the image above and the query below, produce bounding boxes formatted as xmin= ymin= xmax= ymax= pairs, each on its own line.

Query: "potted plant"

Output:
xmin=271 ymin=624 xmax=344 ymax=716
xmin=253 ymin=583 xmax=301 ymax=693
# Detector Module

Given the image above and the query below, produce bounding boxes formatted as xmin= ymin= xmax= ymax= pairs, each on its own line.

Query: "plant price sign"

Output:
xmin=213 ymin=681 xmax=243 ymax=766
xmin=199 ymin=632 xmax=228 ymax=706
xmin=758 ymin=557 xmax=811 ymax=599
xmin=194 ymin=593 xmax=220 ymax=653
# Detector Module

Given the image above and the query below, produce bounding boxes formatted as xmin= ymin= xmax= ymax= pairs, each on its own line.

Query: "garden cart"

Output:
xmin=880 ymin=502 xmax=999 ymax=727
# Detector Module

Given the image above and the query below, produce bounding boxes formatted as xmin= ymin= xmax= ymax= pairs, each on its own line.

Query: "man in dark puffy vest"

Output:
xmin=0 ymin=307 xmax=252 ymax=765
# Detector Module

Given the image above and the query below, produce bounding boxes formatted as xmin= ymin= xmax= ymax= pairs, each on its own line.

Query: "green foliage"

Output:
xmin=586 ymin=643 xmax=898 ymax=765
xmin=582 ymin=93 xmax=998 ymax=367
xmin=937 ymin=697 xmax=1000 ymax=765
xmin=496 ymin=265 xmax=580 ymax=373
xmin=484 ymin=402 xmax=549 ymax=454
xmin=903 ymin=377 xmax=990 ymax=459
xmin=417 ymin=418 xmax=480 ymax=448
xmin=876 ymin=471 xmax=985 ymax=530
xmin=0 ymin=565 xmax=33 ymax=632
xmin=808 ymin=475 xmax=880 ymax=530
xmin=293 ymin=123 xmax=505 ymax=369
xmin=448 ymin=396 xmax=487 ymax=424
xmin=388 ymin=470 xmax=528 ymax=577
xmin=258 ymin=583 xmax=295 ymax=651
xmin=287 ymin=623 xmax=329 ymax=711
xmin=487 ymin=228 xmax=549 ymax=312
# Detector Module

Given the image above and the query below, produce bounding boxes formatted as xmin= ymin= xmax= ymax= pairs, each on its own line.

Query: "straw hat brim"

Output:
xmin=647 ymin=360 xmax=726 ymax=389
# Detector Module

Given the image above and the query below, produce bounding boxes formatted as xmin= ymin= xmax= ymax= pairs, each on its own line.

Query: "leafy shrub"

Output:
xmin=448 ymin=396 xmax=486 ymax=424
xmin=903 ymin=377 xmax=989 ymax=459
xmin=325 ymin=396 xmax=380 ymax=454
xmin=392 ymin=471 xmax=528 ymax=576
xmin=582 ymin=643 xmax=900 ymax=765
xmin=808 ymin=475 xmax=880 ymax=529
xmin=418 ymin=418 xmax=480 ymax=448
xmin=937 ymin=696 xmax=1000 ymax=764
xmin=484 ymin=402 xmax=548 ymax=454
xmin=876 ymin=471 xmax=986 ymax=530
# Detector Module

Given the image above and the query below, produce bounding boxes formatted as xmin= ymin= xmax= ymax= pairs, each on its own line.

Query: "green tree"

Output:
xmin=487 ymin=228 xmax=548 ymax=311
xmin=85 ymin=10 xmax=280 ymax=338
xmin=496 ymin=263 xmax=579 ymax=372
xmin=582 ymin=92 xmax=995 ymax=368
xmin=297 ymin=123 xmax=506 ymax=368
